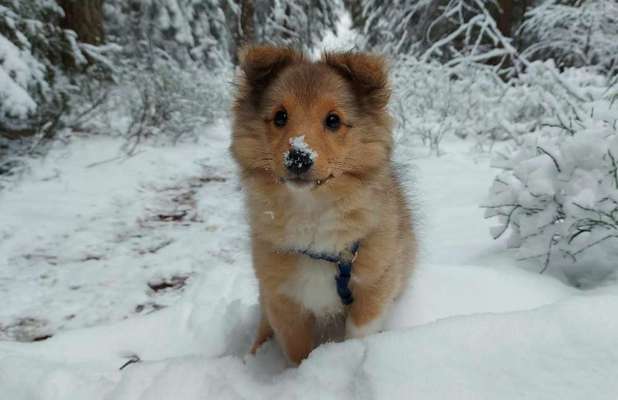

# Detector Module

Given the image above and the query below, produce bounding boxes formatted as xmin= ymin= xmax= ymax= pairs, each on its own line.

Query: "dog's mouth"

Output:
xmin=280 ymin=175 xmax=334 ymax=189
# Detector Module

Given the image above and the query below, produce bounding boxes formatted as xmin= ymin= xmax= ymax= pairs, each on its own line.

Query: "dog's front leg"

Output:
xmin=345 ymin=285 xmax=391 ymax=339
xmin=264 ymin=294 xmax=315 ymax=365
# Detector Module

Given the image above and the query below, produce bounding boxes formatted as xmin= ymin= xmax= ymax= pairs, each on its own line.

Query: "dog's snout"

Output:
xmin=285 ymin=149 xmax=313 ymax=175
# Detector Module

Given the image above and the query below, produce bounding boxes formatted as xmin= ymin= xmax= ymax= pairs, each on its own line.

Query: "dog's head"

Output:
xmin=231 ymin=46 xmax=393 ymax=191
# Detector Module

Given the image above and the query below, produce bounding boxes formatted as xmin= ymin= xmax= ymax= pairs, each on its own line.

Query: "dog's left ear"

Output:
xmin=322 ymin=52 xmax=390 ymax=110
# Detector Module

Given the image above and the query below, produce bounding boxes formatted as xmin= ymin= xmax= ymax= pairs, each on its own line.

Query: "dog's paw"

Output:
xmin=345 ymin=316 xmax=383 ymax=339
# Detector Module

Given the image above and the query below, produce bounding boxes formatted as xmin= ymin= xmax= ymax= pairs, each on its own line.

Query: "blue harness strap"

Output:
xmin=299 ymin=241 xmax=360 ymax=305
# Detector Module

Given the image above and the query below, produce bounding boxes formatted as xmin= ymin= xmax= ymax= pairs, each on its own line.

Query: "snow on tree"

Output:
xmin=95 ymin=0 xmax=342 ymax=149
xmin=254 ymin=0 xmax=340 ymax=51
xmin=103 ymin=0 xmax=234 ymax=68
xmin=0 ymin=29 xmax=45 ymax=129
xmin=483 ymin=81 xmax=618 ymax=285
xmin=351 ymin=0 xmax=519 ymax=69
xmin=82 ymin=0 xmax=236 ymax=150
xmin=1 ymin=0 xmax=65 ymax=136
xmin=519 ymin=0 xmax=618 ymax=74
xmin=57 ymin=0 xmax=105 ymax=46
xmin=0 ymin=0 xmax=112 ymax=139
xmin=103 ymin=0 xmax=341 ymax=67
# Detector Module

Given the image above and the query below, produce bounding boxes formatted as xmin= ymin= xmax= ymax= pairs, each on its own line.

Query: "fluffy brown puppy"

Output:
xmin=231 ymin=46 xmax=416 ymax=365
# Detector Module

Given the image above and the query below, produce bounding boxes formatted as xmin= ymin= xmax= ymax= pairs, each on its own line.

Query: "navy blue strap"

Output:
xmin=298 ymin=241 xmax=360 ymax=305
xmin=336 ymin=261 xmax=354 ymax=305
xmin=299 ymin=250 xmax=340 ymax=264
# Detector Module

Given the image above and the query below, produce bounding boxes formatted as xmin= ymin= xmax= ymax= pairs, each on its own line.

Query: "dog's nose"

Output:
xmin=285 ymin=149 xmax=313 ymax=175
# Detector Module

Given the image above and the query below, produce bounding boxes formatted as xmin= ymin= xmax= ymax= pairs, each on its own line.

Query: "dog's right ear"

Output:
xmin=239 ymin=46 xmax=302 ymax=95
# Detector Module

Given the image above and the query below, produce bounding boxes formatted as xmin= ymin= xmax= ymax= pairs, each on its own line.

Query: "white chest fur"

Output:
xmin=279 ymin=256 xmax=343 ymax=316
xmin=278 ymin=188 xmax=344 ymax=255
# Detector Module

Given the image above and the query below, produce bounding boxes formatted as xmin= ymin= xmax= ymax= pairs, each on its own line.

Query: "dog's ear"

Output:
xmin=239 ymin=45 xmax=302 ymax=96
xmin=322 ymin=52 xmax=390 ymax=110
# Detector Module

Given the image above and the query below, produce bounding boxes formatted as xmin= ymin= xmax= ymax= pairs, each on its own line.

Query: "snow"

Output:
xmin=0 ymin=124 xmax=251 ymax=341
xmin=484 ymin=117 xmax=618 ymax=285
xmin=520 ymin=0 xmax=618 ymax=72
xmin=5 ymin=295 xmax=618 ymax=400
xmin=315 ymin=11 xmax=358 ymax=54
xmin=285 ymin=135 xmax=318 ymax=165
xmin=0 ymin=34 xmax=41 ymax=120
xmin=1 ymin=122 xmax=617 ymax=398
xmin=2 ymin=12 xmax=618 ymax=394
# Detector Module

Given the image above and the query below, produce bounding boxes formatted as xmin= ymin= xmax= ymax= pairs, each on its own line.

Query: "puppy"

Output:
xmin=231 ymin=46 xmax=416 ymax=364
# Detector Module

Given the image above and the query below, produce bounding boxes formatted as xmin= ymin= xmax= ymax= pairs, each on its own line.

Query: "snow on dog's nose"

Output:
xmin=284 ymin=136 xmax=318 ymax=176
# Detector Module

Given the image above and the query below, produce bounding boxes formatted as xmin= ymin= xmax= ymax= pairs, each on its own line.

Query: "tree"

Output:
xmin=518 ymin=0 xmax=618 ymax=73
xmin=1 ymin=0 xmax=71 ymax=139
xmin=497 ymin=0 xmax=513 ymax=38
xmin=58 ymin=0 xmax=104 ymax=45
xmin=351 ymin=0 xmax=519 ymax=69
xmin=253 ymin=0 xmax=339 ymax=51
xmin=240 ymin=0 xmax=255 ymax=46
xmin=224 ymin=0 xmax=255 ymax=64
xmin=103 ymin=0 xmax=234 ymax=68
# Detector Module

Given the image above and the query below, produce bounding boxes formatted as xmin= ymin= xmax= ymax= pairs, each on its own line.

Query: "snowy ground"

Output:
xmin=1 ymin=120 xmax=617 ymax=399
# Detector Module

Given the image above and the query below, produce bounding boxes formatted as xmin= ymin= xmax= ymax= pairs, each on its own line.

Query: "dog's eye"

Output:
xmin=325 ymin=113 xmax=341 ymax=131
xmin=274 ymin=110 xmax=288 ymax=128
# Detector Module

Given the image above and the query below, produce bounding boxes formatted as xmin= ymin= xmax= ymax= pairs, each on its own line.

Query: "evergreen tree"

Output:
xmin=103 ymin=0 xmax=234 ymax=68
xmin=0 ymin=0 xmax=76 ymax=137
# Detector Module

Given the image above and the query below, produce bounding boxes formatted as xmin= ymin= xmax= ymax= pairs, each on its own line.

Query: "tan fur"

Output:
xmin=231 ymin=45 xmax=416 ymax=365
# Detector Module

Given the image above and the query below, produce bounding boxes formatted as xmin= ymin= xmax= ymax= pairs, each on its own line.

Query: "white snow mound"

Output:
xmin=1 ymin=294 xmax=617 ymax=400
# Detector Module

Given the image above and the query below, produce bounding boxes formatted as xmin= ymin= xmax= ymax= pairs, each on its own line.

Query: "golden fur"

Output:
xmin=230 ymin=45 xmax=416 ymax=364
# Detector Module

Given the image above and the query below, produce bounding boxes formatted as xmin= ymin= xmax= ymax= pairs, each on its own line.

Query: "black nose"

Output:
xmin=285 ymin=149 xmax=313 ymax=175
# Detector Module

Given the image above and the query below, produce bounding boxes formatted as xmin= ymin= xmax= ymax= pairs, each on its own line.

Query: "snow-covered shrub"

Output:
xmin=350 ymin=0 xmax=616 ymax=156
xmin=483 ymin=100 xmax=618 ymax=286
xmin=519 ymin=0 xmax=618 ymax=74
xmin=391 ymin=57 xmax=598 ymax=154
xmin=105 ymin=57 xmax=231 ymax=152
xmin=55 ymin=58 xmax=231 ymax=155
xmin=392 ymin=57 xmax=519 ymax=154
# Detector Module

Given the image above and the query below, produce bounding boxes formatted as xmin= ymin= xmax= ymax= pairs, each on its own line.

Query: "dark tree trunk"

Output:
xmin=282 ymin=4 xmax=292 ymax=42
xmin=497 ymin=0 xmax=513 ymax=38
xmin=58 ymin=0 xmax=105 ymax=45
xmin=240 ymin=0 xmax=255 ymax=46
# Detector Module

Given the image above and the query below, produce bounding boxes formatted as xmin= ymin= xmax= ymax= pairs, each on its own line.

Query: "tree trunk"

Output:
xmin=416 ymin=0 xmax=443 ymax=53
xmin=240 ymin=0 xmax=255 ymax=46
xmin=226 ymin=0 xmax=254 ymax=65
xmin=345 ymin=0 xmax=364 ymax=30
xmin=58 ymin=0 xmax=104 ymax=45
xmin=281 ymin=3 xmax=293 ymax=43
xmin=497 ymin=0 xmax=513 ymax=38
